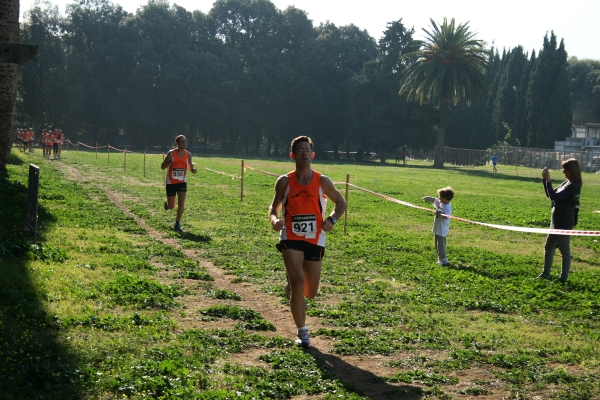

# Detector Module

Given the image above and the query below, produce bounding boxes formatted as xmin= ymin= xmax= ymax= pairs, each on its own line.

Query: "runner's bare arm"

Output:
xmin=187 ymin=151 xmax=198 ymax=173
xmin=320 ymin=175 xmax=347 ymax=232
xmin=161 ymin=150 xmax=174 ymax=170
xmin=269 ymin=175 xmax=289 ymax=231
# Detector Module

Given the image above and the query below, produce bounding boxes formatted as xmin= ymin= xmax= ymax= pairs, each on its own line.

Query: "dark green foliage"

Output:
xmin=526 ymin=32 xmax=572 ymax=148
xmin=25 ymin=243 xmax=69 ymax=263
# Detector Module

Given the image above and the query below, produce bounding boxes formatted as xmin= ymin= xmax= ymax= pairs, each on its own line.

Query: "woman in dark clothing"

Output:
xmin=538 ymin=158 xmax=582 ymax=283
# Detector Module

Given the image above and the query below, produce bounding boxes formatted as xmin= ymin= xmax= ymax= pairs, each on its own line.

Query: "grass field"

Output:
xmin=1 ymin=147 xmax=599 ymax=399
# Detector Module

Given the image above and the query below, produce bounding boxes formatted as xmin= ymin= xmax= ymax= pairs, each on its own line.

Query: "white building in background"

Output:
xmin=555 ymin=123 xmax=600 ymax=153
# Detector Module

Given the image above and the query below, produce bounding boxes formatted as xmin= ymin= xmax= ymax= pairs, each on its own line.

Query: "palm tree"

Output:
xmin=399 ymin=18 xmax=490 ymax=168
xmin=0 ymin=0 xmax=21 ymax=172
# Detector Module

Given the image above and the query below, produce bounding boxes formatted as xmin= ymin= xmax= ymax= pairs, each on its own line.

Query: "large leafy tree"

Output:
xmin=399 ymin=18 xmax=490 ymax=168
xmin=19 ymin=1 xmax=66 ymax=131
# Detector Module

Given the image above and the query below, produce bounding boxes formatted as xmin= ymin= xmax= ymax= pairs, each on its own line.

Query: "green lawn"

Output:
xmin=1 ymin=147 xmax=599 ymax=399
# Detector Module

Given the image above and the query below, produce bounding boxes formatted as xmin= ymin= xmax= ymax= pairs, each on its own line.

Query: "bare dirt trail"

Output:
xmin=60 ymin=162 xmax=509 ymax=400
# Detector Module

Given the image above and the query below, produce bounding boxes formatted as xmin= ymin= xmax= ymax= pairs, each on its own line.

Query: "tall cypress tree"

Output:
xmin=491 ymin=46 xmax=527 ymax=145
xmin=525 ymin=32 xmax=571 ymax=148
xmin=480 ymin=49 xmax=506 ymax=147
xmin=537 ymin=40 xmax=572 ymax=147
xmin=516 ymin=50 xmax=534 ymax=146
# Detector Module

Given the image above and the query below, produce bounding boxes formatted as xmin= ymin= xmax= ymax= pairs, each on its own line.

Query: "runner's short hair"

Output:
xmin=175 ymin=135 xmax=186 ymax=144
xmin=290 ymin=136 xmax=313 ymax=152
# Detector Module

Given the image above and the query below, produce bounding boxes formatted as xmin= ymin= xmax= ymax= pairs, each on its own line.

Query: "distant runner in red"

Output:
xmin=161 ymin=135 xmax=197 ymax=233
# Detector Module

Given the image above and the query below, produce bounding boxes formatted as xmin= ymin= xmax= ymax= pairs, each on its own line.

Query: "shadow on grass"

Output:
xmin=0 ymin=157 xmax=83 ymax=399
xmin=180 ymin=231 xmax=212 ymax=243
xmin=308 ymin=347 xmax=425 ymax=399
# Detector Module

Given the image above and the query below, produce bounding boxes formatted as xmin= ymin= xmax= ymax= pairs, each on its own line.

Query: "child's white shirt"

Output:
xmin=424 ymin=197 xmax=452 ymax=237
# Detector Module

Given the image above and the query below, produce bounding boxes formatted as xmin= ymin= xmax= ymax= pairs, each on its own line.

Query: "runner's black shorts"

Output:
xmin=166 ymin=182 xmax=187 ymax=197
xmin=276 ymin=240 xmax=325 ymax=261
xmin=53 ymin=143 xmax=58 ymax=150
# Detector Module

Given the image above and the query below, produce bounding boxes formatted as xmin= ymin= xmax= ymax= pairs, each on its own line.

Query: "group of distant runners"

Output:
xmin=14 ymin=127 xmax=66 ymax=159
xmin=163 ymin=135 xmax=582 ymax=347
xmin=14 ymin=128 xmax=35 ymax=153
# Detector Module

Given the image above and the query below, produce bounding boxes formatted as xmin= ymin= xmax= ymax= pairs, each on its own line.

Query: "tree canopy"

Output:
xmin=13 ymin=0 xmax=592 ymax=164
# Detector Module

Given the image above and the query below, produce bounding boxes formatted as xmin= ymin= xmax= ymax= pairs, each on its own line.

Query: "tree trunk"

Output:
xmin=433 ymin=98 xmax=450 ymax=168
xmin=0 ymin=0 xmax=20 ymax=171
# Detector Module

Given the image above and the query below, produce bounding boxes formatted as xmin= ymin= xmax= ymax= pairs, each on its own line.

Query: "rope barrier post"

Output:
xmin=77 ymin=142 xmax=79 ymax=155
xmin=96 ymin=142 xmax=98 ymax=159
xmin=108 ymin=143 xmax=110 ymax=163
xmin=144 ymin=152 xmax=146 ymax=178
xmin=241 ymin=159 xmax=245 ymax=202
xmin=344 ymin=174 xmax=349 ymax=234
xmin=124 ymin=149 xmax=126 ymax=170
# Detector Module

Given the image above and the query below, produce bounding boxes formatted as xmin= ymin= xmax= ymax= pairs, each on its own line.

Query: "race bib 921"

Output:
xmin=291 ymin=214 xmax=317 ymax=238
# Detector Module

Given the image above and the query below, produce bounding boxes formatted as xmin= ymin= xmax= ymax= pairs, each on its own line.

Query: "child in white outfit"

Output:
xmin=422 ymin=186 xmax=455 ymax=266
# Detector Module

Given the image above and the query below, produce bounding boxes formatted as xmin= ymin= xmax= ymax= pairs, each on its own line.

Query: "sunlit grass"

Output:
xmin=2 ymin=148 xmax=599 ymax=398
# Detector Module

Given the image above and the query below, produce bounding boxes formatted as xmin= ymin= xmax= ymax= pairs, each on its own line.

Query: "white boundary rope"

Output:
xmin=339 ymin=182 xmax=600 ymax=237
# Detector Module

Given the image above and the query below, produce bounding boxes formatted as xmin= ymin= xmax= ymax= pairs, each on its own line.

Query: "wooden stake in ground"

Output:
xmin=241 ymin=159 xmax=245 ymax=202
xmin=344 ymin=174 xmax=349 ymax=234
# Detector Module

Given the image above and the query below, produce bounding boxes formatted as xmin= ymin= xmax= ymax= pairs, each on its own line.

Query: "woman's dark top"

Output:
xmin=542 ymin=179 xmax=581 ymax=230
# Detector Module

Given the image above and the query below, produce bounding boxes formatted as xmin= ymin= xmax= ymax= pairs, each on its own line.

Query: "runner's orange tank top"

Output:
xmin=166 ymin=150 xmax=189 ymax=184
xmin=280 ymin=170 xmax=328 ymax=246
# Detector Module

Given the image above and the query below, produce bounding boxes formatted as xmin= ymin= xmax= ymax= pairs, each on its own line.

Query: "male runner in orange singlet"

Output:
xmin=269 ymin=136 xmax=347 ymax=347
xmin=161 ymin=135 xmax=197 ymax=233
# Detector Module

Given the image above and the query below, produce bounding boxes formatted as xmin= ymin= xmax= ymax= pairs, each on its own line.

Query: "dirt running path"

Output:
xmin=61 ymin=163 xmax=508 ymax=400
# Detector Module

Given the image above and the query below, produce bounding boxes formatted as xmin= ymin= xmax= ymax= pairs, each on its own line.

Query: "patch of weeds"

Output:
xmin=554 ymin=381 xmax=596 ymax=400
xmin=236 ymin=319 xmax=276 ymax=331
xmin=200 ymin=305 xmax=261 ymax=320
xmin=26 ymin=243 xmax=68 ymax=263
xmin=230 ymin=277 xmax=250 ymax=283
xmin=104 ymin=255 xmax=155 ymax=272
xmin=204 ymin=289 xmax=242 ymax=301
xmin=182 ymin=329 xmax=290 ymax=363
xmin=60 ymin=312 xmax=174 ymax=331
xmin=488 ymin=353 xmax=544 ymax=369
xmin=383 ymin=369 xmax=458 ymax=386
xmin=383 ymin=356 xmax=429 ymax=368
xmin=104 ymin=345 xmax=209 ymax=398
xmin=199 ymin=305 xmax=275 ymax=331
xmin=175 ymin=270 xmax=214 ymax=280
xmin=461 ymin=386 xmax=489 ymax=395
xmin=422 ymin=385 xmax=452 ymax=399
xmin=255 ymin=349 xmax=363 ymax=398
xmin=315 ymin=328 xmax=446 ymax=356
xmin=493 ymin=366 xmax=578 ymax=385
xmin=101 ymin=273 xmax=182 ymax=309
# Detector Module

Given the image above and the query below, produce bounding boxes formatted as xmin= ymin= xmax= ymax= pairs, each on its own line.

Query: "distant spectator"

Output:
xmin=491 ymin=153 xmax=498 ymax=172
